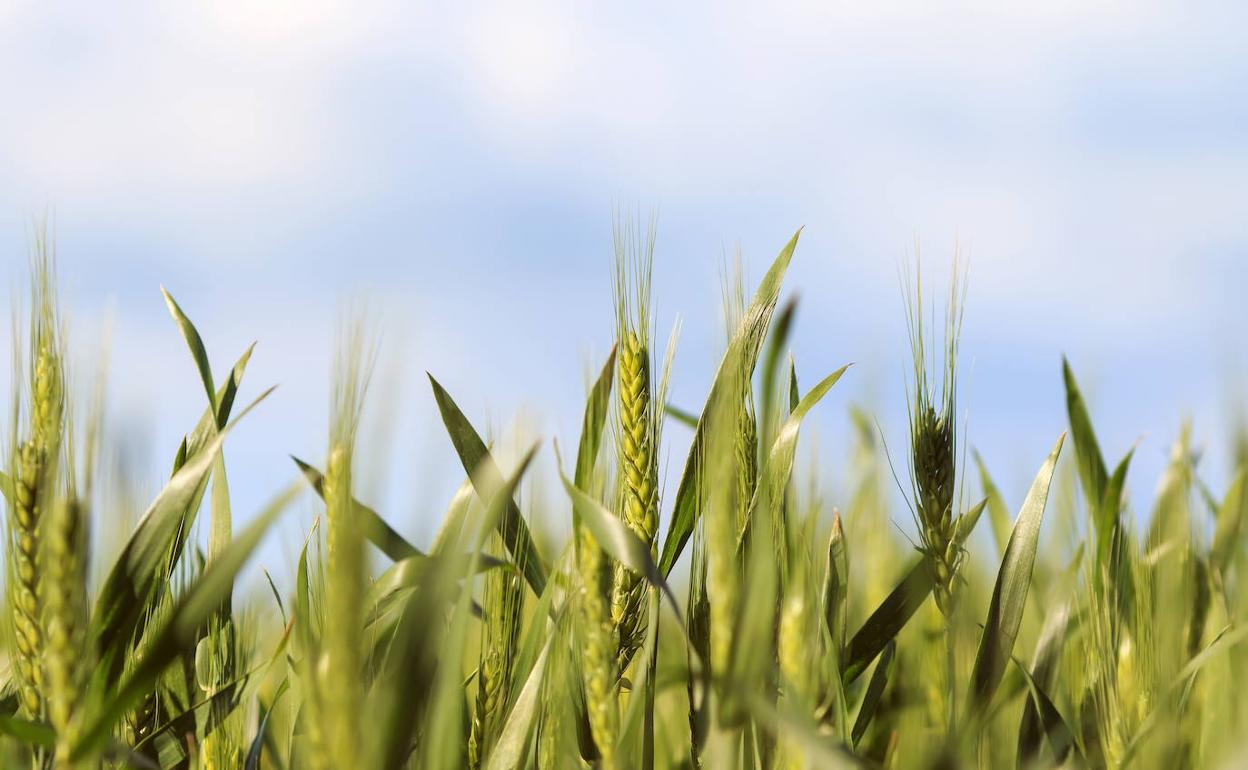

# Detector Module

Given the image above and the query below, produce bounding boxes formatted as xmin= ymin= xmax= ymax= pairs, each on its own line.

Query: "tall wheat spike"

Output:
xmin=903 ymin=253 xmax=966 ymax=616
xmin=469 ymin=532 xmax=524 ymax=768
xmin=8 ymin=240 xmax=64 ymax=722
xmin=721 ymin=258 xmax=758 ymax=539
xmin=318 ymin=318 xmax=372 ymax=770
xmin=610 ymin=215 xmax=662 ymax=668
xmin=43 ymin=497 xmax=87 ymax=770
xmin=778 ymin=521 xmax=815 ymax=704
xmin=577 ymin=520 xmax=619 ymax=767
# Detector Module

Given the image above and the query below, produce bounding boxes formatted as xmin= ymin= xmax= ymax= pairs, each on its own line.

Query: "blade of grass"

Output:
xmin=741 ymin=694 xmax=865 ymax=769
xmin=967 ymin=433 xmax=1065 ymax=718
xmin=663 ymin=403 xmax=699 ymax=429
xmin=485 ymin=638 xmax=553 ymax=770
xmin=556 ymin=454 xmax=689 ymax=641
xmin=575 ymin=346 xmax=616 ymax=495
xmin=1211 ymin=468 xmax=1247 ymax=574
xmin=1017 ymin=604 xmax=1073 ymax=765
xmin=757 ymin=297 xmax=798 ymax=456
xmin=89 ymin=386 xmax=275 ymax=684
xmin=74 ymin=481 xmax=299 ymax=761
xmin=973 ymin=450 xmax=1012 ymax=559
xmin=1012 ymin=656 xmax=1076 ymax=764
xmin=0 ymin=715 xmax=54 ymax=748
xmin=291 ymin=455 xmax=421 ymax=562
xmin=161 ymin=287 xmax=218 ymax=423
xmin=1094 ymin=450 xmax=1133 ymax=570
xmin=744 ymin=364 xmax=850 ymax=535
xmin=850 ymin=640 xmax=895 ymax=748
xmin=1062 ymin=358 xmax=1107 ymax=509
xmin=0 ymin=470 xmax=13 ymax=507
xmin=841 ymin=498 xmax=986 ymax=685
xmin=658 ymin=228 xmax=802 ymax=577
xmin=179 ymin=343 xmax=256 ymax=472
xmin=428 ymin=373 xmax=548 ymax=596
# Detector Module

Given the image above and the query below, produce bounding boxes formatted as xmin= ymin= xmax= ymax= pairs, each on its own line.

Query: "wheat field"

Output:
xmin=1 ymin=221 xmax=1245 ymax=770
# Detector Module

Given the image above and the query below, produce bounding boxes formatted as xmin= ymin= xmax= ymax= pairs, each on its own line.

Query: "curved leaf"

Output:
xmin=842 ymin=558 xmax=932 ymax=686
xmin=430 ymin=477 xmax=475 ymax=557
xmin=1062 ymin=357 xmax=1107 ymax=509
xmin=967 ymin=433 xmax=1065 ymax=716
xmin=1017 ymin=605 xmax=1073 ymax=765
xmin=851 ymin=639 xmax=894 ymax=748
xmin=758 ymin=296 xmax=798 ymax=455
xmin=658 ymin=228 xmax=802 ymax=577
xmin=1120 ymin=625 xmax=1248 ymax=765
xmin=973 ymin=450 xmax=1012 ymax=559
xmin=180 ymin=343 xmax=256 ymax=472
xmin=485 ymin=639 xmax=552 ymax=770
xmin=161 ymin=287 xmax=217 ymax=423
xmin=663 ymin=403 xmax=699 ymax=429
xmin=89 ymin=386 xmax=275 ymax=684
xmin=428 ymin=373 xmax=547 ymax=596
xmin=1094 ymin=450 xmax=1133 ymax=569
xmin=747 ymin=364 xmax=851 ymax=528
xmin=291 ymin=455 xmax=421 ymax=562
xmin=1212 ymin=468 xmax=1248 ymax=573
xmin=74 ymin=481 xmax=298 ymax=761
xmin=556 ymin=458 xmax=685 ymax=632
xmin=841 ymin=498 xmax=986 ymax=685
xmin=1013 ymin=655 xmax=1076 ymax=765
xmin=576 ymin=346 xmax=617 ymax=493
xmin=0 ymin=715 xmax=54 ymax=747
xmin=741 ymin=694 xmax=866 ymax=769
xmin=368 ymin=443 xmax=535 ymax=770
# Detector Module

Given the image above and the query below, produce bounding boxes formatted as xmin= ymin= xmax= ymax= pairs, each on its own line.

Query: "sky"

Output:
xmin=0 ymin=2 xmax=1245 ymax=586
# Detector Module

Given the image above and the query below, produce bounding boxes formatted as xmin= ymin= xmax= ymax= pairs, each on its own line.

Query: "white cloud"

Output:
xmin=0 ymin=0 xmax=1243 ymax=517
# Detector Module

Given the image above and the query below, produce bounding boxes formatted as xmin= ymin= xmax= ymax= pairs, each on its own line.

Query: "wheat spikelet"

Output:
xmin=200 ymin=734 xmax=242 ymax=770
xmin=610 ymin=328 xmax=658 ymax=663
xmin=777 ymin=585 xmax=810 ymax=700
xmin=9 ymin=248 xmax=65 ymax=722
xmin=311 ymin=314 xmax=373 ymax=769
xmin=774 ymin=589 xmax=808 ymax=770
xmin=734 ymin=401 xmax=758 ymax=536
xmin=722 ymin=257 xmax=758 ymax=539
xmin=609 ymin=214 xmax=669 ymax=676
xmin=903 ymin=254 xmax=966 ymax=616
xmin=320 ymin=443 xmax=363 ymax=768
xmin=536 ymin=644 xmax=564 ymax=770
xmin=43 ymin=496 xmax=87 ymax=770
xmin=704 ymin=262 xmax=757 ymax=687
xmin=10 ymin=439 xmax=46 ymax=719
xmin=777 ymin=587 xmax=812 ymax=767
xmin=913 ymin=403 xmax=958 ymax=610
xmin=470 ymin=534 xmax=524 ymax=768
xmin=577 ymin=523 xmax=619 ymax=768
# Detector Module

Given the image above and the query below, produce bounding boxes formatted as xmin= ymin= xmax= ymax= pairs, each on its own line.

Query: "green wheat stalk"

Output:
xmin=903 ymin=252 xmax=967 ymax=618
xmin=609 ymin=214 xmax=663 ymax=671
xmin=8 ymin=240 xmax=65 ymax=725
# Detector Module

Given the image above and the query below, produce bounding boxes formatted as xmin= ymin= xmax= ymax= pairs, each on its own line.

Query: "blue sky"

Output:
xmin=1 ymin=2 xmax=1245 ymax=582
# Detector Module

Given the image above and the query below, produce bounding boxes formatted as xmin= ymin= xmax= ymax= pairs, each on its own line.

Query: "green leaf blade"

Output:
xmin=658 ymin=228 xmax=802 ymax=577
xmin=968 ymin=433 xmax=1066 ymax=716
xmin=428 ymin=373 xmax=548 ymax=596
